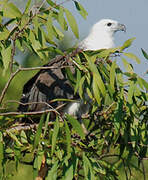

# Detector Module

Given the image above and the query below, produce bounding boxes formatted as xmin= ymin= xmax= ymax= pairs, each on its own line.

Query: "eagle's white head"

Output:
xmin=79 ymin=19 xmax=126 ymax=50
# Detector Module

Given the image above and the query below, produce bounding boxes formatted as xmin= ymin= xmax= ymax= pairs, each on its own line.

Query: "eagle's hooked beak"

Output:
xmin=118 ymin=23 xmax=126 ymax=32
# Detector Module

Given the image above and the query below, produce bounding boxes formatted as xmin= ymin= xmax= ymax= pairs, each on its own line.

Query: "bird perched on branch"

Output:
xmin=18 ymin=19 xmax=126 ymax=120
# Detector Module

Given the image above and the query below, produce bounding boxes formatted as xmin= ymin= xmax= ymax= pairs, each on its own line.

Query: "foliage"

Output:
xmin=0 ymin=0 xmax=148 ymax=179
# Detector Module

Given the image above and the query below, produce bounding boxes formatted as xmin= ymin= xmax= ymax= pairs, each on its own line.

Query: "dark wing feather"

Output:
xmin=18 ymin=53 xmax=79 ymax=112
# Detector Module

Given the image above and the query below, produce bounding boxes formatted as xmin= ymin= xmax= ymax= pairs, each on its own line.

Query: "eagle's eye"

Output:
xmin=107 ymin=22 xmax=112 ymax=26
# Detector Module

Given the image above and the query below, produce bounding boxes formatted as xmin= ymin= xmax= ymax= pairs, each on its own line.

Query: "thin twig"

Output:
xmin=0 ymin=65 xmax=72 ymax=105
xmin=0 ymin=109 xmax=54 ymax=116
xmin=0 ymin=69 xmax=20 ymax=104
xmin=5 ymin=122 xmax=53 ymax=135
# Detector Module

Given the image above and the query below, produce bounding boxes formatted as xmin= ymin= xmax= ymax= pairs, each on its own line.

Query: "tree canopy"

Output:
xmin=0 ymin=0 xmax=148 ymax=179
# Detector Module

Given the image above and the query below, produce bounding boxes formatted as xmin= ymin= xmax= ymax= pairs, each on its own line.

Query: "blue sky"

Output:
xmin=63 ymin=0 xmax=148 ymax=80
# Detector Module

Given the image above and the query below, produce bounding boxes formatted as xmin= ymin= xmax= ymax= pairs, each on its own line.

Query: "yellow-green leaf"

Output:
xmin=1 ymin=44 xmax=11 ymax=75
xmin=120 ymin=38 xmax=136 ymax=51
xmin=58 ymin=7 xmax=65 ymax=30
xmin=110 ymin=60 xmax=116 ymax=92
xmin=121 ymin=57 xmax=133 ymax=73
xmin=66 ymin=114 xmax=85 ymax=139
xmin=3 ymin=2 xmax=22 ymax=18
xmin=74 ymin=1 xmax=88 ymax=19
xmin=127 ymin=81 xmax=135 ymax=104
xmin=93 ymin=77 xmax=101 ymax=105
xmin=123 ymin=52 xmax=141 ymax=64
xmin=64 ymin=8 xmax=79 ymax=39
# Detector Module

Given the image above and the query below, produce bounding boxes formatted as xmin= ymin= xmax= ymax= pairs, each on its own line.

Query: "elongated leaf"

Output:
xmin=66 ymin=114 xmax=85 ymax=139
xmin=123 ymin=52 xmax=141 ymax=64
xmin=79 ymin=76 xmax=85 ymax=99
xmin=6 ymin=131 xmax=22 ymax=146
xmin=137 ymin=77 xmax=144 ymax=90
xmin=46 ymin=0 xmax=59 ymax=9
xmin=1 ymin=44 xmax=11 ymax=75
xmin=24 ymin=0 xmax=32 ymax=13
xmin=110 ymin=60 xmax=116 ymax=92
xmin=64 ymin=164 xmax=74 ymax=180
xmin=34 ymin=114 xmax=45 ymax=148
xmin=74 ymin=68 xmax=81 ymax=94
xmin=121 ymin=57 xmax=133 ymax=73
xmin=84 ymin=53 xmax=106 ymax=96
xmin=141 ymin=48 xmax=148 ymax=60
xmin=43 ymin=113 xmax=50 ymax=138
xmin=0 ymin=28 xmax=10 ymax=40
xmin=64 ymin=120 xmax=72 ymax=154
xmin=64 ymin=8 xmax=79 ymax=38
xmin=120 ymin=38 xmax=136 ymax=51
xmin=74 ymin=1 xmax=88 ymax=19
xmin=46 ymin=161 xmax=58 ymax=180
xmin=47 ymin=13 xmax=54 ymax=41
xmin=53 ymin=26 xmax=64 ymax=40
xmin=20 ymin=130 xmax=28 ymax=144
xmin=83 ymin=153 xmax=95 ymax=179
xmin=140 ymin=78 xmax=148 ymax=90
xmin=3 ymin=2 xmax=22 ymax=18
xmin=93 ymin=76 xmax=101 ymax=105
xmin=127 ymin=81 xmax=135 ymax=104
xmin=58 ymin=7 xmax=65 ymax=30
xmin=51 ymin=116 xmax=59 ymax=155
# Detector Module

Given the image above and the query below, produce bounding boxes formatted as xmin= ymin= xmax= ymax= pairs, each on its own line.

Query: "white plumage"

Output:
xmin=79 ymin=19 xmax=126 ymax=50
xmin=65 ymin=19 xmax=126 ymax=116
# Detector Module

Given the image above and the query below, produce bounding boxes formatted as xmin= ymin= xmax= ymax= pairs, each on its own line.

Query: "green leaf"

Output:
xmin=78 ymin=76 xmax=85 ymax=99
xmin=93 ymin=76 xmax=101 ymax=105
xmin=51 ymin=116 xmax=59 ymax=155
xmin=1 ymin=44 xmax=12 ymax=75
xmin=24 ymin=0 xmax=32 ymax=13
xmin=74 ymin=68 xmax=81 ymax=94
xmin=84 ymin=53 xmax=106 ymax=96
xmin=66 ymin=114 xmax=85 ymax=139
xmin=34 ymin=114 xmax=45 ymax=149
xmin=20 ymin=130 xmax=28 ymax=144
xmin=6 ymin=131 xmax=22 ymax=146
xmin=97 ymin=48 xmax=119 ymax=58
xmin=83 ymin=153 xmax=95 ymax=180
xmin=3 ymin=2 xmax=22 ymax=18
xmin=64 ymin=164 xmax=74 ymax=180
xmin=123 ymin=52 xmax=141 ymax=64
xmin=0 ymin=28 xmax=10 ymax=40
xmin=141 ymin=48 xmax=148 ymax=60
xmin=140 ymin=78 xmax=148 ymax=90
xmin=46 ymin=0 xmax=59 ymax=10
xmin=20 ymin=14 xmax=29 ymax=29
xmin=64 ymin=120 xmax=72 ymax=154
xmin=46 ymin=161 xmax=58 ymax=180
xmin=74 ymin=1 xmax=88 ymax=19
xmin=127 ymin=81 xmax=135 ymax=104
xmin=47 ymin=13 xmax=54 ymax=41
xmin=121 ymin=57 xmax=133 ymax=73
xmin=58 ymin=7 xmax=65 ymax=30
xmin=110 ymin=60 xmax=116 ymax=93
xmin=120 ymin=38 xmax=136 ymax=51
xmin=64 ymin=8 xmax=79 ymax=38
xmin=53 ymin=26 xmax=64 ymax=40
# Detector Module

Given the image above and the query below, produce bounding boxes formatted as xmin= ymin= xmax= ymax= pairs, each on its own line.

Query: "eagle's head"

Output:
xmin=92 ymin=19 xmax=126 ymax=35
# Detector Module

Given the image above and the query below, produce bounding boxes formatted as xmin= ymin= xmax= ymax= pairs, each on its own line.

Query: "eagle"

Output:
xmin=18 ymin=19 xmax=126 ymax=120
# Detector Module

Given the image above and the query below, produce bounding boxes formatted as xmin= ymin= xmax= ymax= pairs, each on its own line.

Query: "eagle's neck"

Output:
xmin=80 ymin=30 xmax=115 ymax=51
